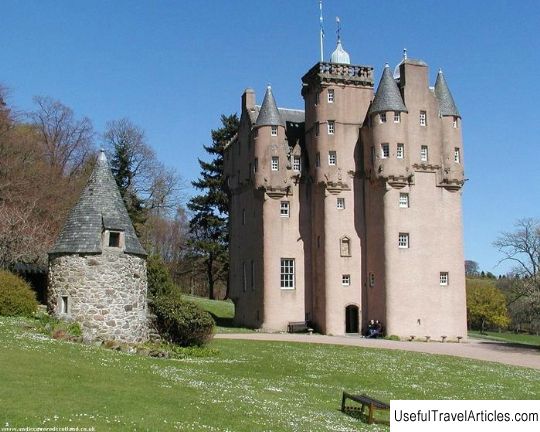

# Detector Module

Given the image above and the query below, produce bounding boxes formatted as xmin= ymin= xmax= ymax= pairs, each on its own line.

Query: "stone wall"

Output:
xmin=47 ymin=251 xmax=148 ymax=343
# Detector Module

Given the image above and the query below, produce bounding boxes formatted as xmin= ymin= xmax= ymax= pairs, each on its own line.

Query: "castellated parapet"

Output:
xmin=48 ymin=150 xmax=148 ymax=343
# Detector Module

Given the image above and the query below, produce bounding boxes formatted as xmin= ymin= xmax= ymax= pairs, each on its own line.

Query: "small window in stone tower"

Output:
xmin=271 ymin=125 xmax=278 ymax=136
xmin=293 ymin=155 xmax=301 ymax=172
xmin=369 ymin=273 xmax=375 ymax=287
xmin=381 ymin=143 xmax=389 ymax=159
xmin=399 ymin=193 xmax=409 ymax=208
xmin=379 ymin=112 xmax=387 ymax=123
xmin=328 ymin=151 xmax=337 ymax=165
xmin=108 ymin=231 xmax=121 ymax=248
xmin=315 ymin=92 xmax=320 ymax=105
xmin=337 ymin=197 xmax=345 ymax=210
xmin=271 ymin=156 xmax=279 ymax=171
xmin=420 ymin=111 xmax=427 ymax=126
xmin=454 ymin=148 xmax=460 ymax=163
xmin=394 ymin=112 xmax=400 ymax=123
xmin=440 ymin=272 xmax=449 ymax=286
xmin=340 ymin=237 xmax=351 ymax=257
xmin=280 ymin=201 xmax=290 ymax=217
xmin=327 ymin=120 xmax=335 ymax=135
xmin=453 ymin=117 xmax=458 ymax=128
xmin=420 ymin=145 xmax=428 ymax=162
xmin=61 ymin=296 xmax=69 ymax=314
xmin=316 ymin=152 xmax=321 ymax=167
xmin=342 ymin=274 xmax=351 ymax=286
xmin=397 ymin=143 xmax=404 ymax=159
xmin=398 ymin=233 xmax=409 ymax=249
xmin=328 ymin=88 xmax=334 ymax=103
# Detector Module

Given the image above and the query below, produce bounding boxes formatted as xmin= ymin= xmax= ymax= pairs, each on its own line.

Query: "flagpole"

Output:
xmin=319 ymin=0 xmax=324 ymax=62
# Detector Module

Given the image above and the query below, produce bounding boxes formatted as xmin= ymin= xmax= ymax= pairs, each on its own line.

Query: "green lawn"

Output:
xmin=468 ymin=330 xmax=540 ymax=347
xmin=1 ymin=317 xmax=539 ymax=431
xmin=185 ymin=294 xmax=254 ymax=333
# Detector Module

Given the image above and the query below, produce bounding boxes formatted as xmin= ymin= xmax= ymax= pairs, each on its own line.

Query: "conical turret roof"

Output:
xmin=255 ymin=86 xmax=285 ymax=127
xmin=434 ymin=70 xmax=460 ymax=117
xmin=49 ymin=150 xmax=147 ymax=256
xmin=369 ymin=64 xmax=408 ymax=115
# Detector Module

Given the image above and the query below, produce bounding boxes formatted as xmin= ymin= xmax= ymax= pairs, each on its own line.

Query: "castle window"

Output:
xmin=293 ymin=155 xmax=301 ymax=172
xmin=379 ymin=113 xmax=387 ymax=123
xmin=399 ymin=193 xmax=409 ymax=208
xmin=327 ymin=121 xmax=335 ymax=135
xmin=251 ymin=260 xmax=255 ymax=291
xmin=454 ymin=148 xmax=460 ymax=163
xmin=342 ymin=274 xmax=351 ymax=286
xmin=420 ymin=111 xmax=427 ymax=126
xmin=381 ymin=143 xmax=389 ymax=159
xmin=328 ymin=89 xmax=335 ymax=103
xmin=316 ymin=152 xmax=321 ymax=167
xmin=271 ymin=125 xmax=278 ymax=136
xmin=60 ymin=296 xmax=69 ymax=314
xmin=254 ymin=158 xmax=258 ymax=172
xmin=340 ymin=237 xmax=351 ymax=257
xmin=420 ymin=145 xmax=428 ymax=162
xmin=280 ymin=258 xmax=295 ymax=289
xmin=337 ymin=197 xmax=345 ymax=210
xmin=328 ymin=151 xmax=337 ymax=165
xmin=398 ymin=233 xmax=409 ymax=249
xmin=397 ymin=143 xmax=404 ymax=159
xmin=453 ymin=117 xmax=458 ymax=128
xmin=271 ymin=157 xmax=279 ymax=171
xmin=315 ymin=92 xmax=320 ymax=105
xmin=440 ymin=272 xmax=449 ymax=286
xmin=242 ymin=208 xmax=246 ymax=225
xmin=242 ymin=262 xmax=247 ymax=292
xmin=108 ymin=231 xmax=121 ymax=248
xmin=280 ymin=201 xmax=290 ymax=217
xmin=369 ymin=273 xmax=375 ymax=287
xmin=394 ymin=112 xmax=400 ymax=123
xmin=315 ymin=122 xmax=320 ymax=136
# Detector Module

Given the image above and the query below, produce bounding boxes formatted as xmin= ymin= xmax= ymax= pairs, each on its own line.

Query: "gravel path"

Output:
xmin=215 ymin=333 xmax=540 ymax=370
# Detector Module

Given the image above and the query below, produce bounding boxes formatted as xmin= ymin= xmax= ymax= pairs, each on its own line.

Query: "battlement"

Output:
xmin=302 ymin=62 xmax=374 ymax=91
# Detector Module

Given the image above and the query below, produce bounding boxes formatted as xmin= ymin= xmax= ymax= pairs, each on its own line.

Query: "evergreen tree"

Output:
xmin=188 ymin=114 xmax=239 ymax=300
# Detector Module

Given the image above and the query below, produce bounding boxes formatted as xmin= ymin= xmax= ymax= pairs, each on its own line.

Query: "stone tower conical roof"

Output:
xmin=49 ymin=150 xmax=147 ymax=256
xmin=255 ymin=86 xmax=285 ymax=127
xmin=434 ymin=70 xmax=460 ymax=117
xmin=369 ymin=64 xmax=408 ymax=115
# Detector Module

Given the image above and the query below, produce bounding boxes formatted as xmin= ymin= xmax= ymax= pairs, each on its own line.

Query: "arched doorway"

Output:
xmin=345 ymin=305 xmax=359 ymax=333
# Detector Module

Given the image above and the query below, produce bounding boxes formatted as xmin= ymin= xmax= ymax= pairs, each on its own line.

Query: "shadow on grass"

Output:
xmin=340 ymin=408 xmax=389 ymax=426
xmin=475 ymin=340 xmax=540 ymax=353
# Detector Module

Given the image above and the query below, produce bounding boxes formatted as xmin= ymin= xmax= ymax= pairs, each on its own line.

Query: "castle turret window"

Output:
xmin=337 ymin=197 xmax=345 ymax=210
xmin=271 ymin=125 xmax=278 ymax=136
xmin=394 ymin=112 xmax=401 ymax=123
xmin=381 ymin=143 xmax=389 ymax=159
xmin=420 ymin=145 xmax=428 ymax=162
xmin=420 ymin=111 xmax=427 ymax=126
xmin=453 ymin=117 xmax=458 ymax=128
xmin=280 ymin=201 xmax=290 ymax=217
xmin=280 ymin=258 xmax=295 ymax=289
xmin=342 ymin=274 xmax=351 ymax=286
xmin=316 ymin=152 xmax=321 ymax=167
xmin=369 ymin=273 xmax=375 ymax=287
xmin=60 ymin=296 xmax=69 ymax=314
xmin=327 ymin=120 xmax=335 ymax=135
xmin=328 ymin=89 xmax=335 ymax=103
xmin=380 ymin=113 xmax=387 ymax=123
xmin=271 ymin=156 xmax=279 ymax=171
xmin=398 ymin=233 xmax=409 ymax=248
xmin=293 ymin=155 xmax=301 ymax=172
xmin=397 ymin=143 xmax=404 ymax=159
xmin=399 ymin=193 xmax=409 ymax=208
xmin=440 ymin=272 xmax=449 ymax=286
xmin=454 ymin=148 xmax=460 ymax=163
xmin=328 ymin=151 xmax=337 ymax=165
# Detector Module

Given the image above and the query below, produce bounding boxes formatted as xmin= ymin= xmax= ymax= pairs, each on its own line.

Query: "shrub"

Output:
xmin=147 ymin=255 xmax=176 ymax=298
xmin=34 ymin=312 xmax=82 ymax=341
xmin=151 ymin=294 xmax=214 ymax=346
xmin=0 ymin=269 xmax=38 ymax=316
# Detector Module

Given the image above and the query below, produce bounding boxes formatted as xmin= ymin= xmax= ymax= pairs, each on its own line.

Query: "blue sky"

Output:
xmin=2 ymin=1 xmax=539 ymax=274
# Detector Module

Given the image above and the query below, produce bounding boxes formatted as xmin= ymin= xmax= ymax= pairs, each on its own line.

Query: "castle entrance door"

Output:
xmin=345 ymin=305 xmax=359 ymax=333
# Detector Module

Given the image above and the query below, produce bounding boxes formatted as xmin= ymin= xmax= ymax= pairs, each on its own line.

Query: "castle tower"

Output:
xmin=47 ymin=150 xmax=148 ymax=343
xmin=361 ymin=57 xmax=467 ymax=340
xmin=301 ymin=39 xmax=374 ymax=334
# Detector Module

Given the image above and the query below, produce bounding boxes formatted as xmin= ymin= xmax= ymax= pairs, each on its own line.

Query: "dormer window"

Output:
xmin=394 ymin=112 xmax=400 ymax=123
xmin=271 ymin=125 xmax=278 ymax=136
xmin=379 ymin=113 xmax=387 ymax=123
xmin=108 ymin=231 xmax=121 ymax=248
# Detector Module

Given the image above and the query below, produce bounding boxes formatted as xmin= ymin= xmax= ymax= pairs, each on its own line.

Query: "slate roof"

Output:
xmin=49 ymin=151 xmax=147 ymax=256
xmin=369 ymin=64 xmax=408 ymax=115
xmin=251 ymin=106 xmax=305 ymax=125
xmin=434 ymin=70 xmax=460 ymax=117
xmin=255 ymin=86 xmax=285 ymax=127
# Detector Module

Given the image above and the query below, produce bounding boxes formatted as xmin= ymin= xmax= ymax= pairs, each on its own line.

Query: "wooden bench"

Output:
xmin=287 ymin=321 xmax=313 ymax=334
xmin=341 ymin=392 xmax=390 ymax=425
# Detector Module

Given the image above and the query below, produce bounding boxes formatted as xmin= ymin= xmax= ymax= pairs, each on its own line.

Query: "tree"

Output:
xmin=466 ymin=279 xmax=510 ymax=333
xmin=188 ymin=114 xmax=239 ymax=300
xmin=465 ymin=260 xmax=480 ymax=277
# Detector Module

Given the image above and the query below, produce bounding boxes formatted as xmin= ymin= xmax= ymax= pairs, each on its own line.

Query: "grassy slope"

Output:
xmin=468 ymin=330 xmax=540 ymax=347
xmin=1 ymin=317 xmax=539 ymax=431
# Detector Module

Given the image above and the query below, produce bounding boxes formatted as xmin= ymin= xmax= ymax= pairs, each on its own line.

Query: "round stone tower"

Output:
xmin=47 ymin=150 xmax=148 ymax=343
